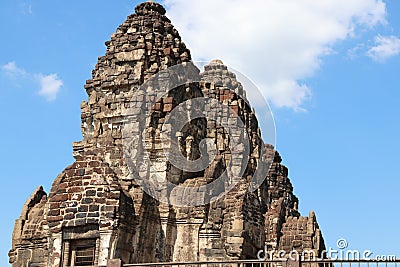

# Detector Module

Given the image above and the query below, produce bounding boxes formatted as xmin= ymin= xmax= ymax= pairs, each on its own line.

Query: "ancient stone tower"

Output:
xmin=9 ymin=2 xmax=326 ymax=266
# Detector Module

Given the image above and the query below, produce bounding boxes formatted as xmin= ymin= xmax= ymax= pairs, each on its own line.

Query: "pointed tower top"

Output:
xmin=209 ymin=59 xmax=224 ymax=65
xmin=135 ymin=1 xmax=166 ymax=15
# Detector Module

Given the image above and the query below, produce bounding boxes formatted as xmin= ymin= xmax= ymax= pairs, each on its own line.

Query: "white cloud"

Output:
xmin=347 ymin=43 xmax=366 ymax=60
xmin=163 ymin=0 xmax=387 ymax=110
xmin=367 ymin=35 xmax=400 ymax=62
xmin=265 ymin=80 xmax=312 ymax=112
xmin=1 ymin=61 xmax=27 ymax=77
xmin=1 ymin=61 xmax=63 ymax=101
xmin=20 ymin=3 xmax=33 ymax=15
xmin=37 ymin=74 xmax=63 ymax=101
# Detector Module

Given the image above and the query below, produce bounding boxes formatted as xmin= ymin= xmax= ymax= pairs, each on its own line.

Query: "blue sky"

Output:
xmin=1 ymin=0 xmax=399 ymax=266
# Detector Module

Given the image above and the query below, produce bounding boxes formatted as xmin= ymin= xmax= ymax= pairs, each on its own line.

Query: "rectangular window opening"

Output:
xmin=69 ymin=239 xmax=96 ymax=266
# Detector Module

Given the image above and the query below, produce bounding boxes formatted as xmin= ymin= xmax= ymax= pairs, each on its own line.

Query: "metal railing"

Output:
xmin=125 ymin=259 xmax=286 ymax=267
xmin=122 ymin=259 xmax=400 ymax=267
xmin=302 ymin=259 xmax=399 ymax=267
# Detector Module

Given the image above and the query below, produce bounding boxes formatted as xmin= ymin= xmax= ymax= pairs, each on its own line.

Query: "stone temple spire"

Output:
xmin=135 ymin=1 xmax=166 ymax=15
xmin=84 ymin=0 xmax=190 ymax=95
xmin=9 ymin=1 xmax=326 ymax=266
